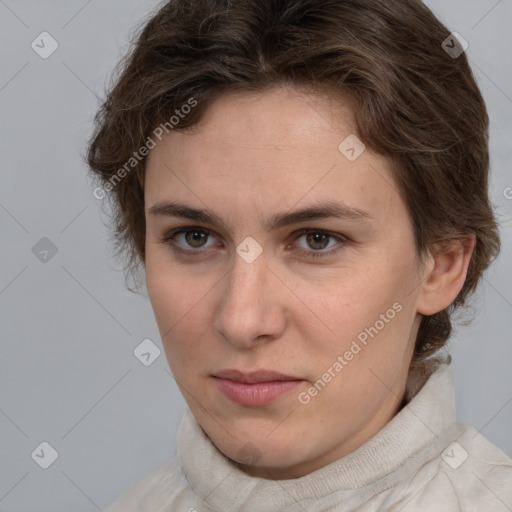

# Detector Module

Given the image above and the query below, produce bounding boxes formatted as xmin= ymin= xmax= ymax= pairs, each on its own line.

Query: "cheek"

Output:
xmin=298 ymin=260 xmax=417 ymax=379
xmin=146 ymin=248 xmax=202 ymax=322
xmin=145 ymin=255 xmax=216 ymax=364
xmin=306 ymin=275 xmax=403 ymax=337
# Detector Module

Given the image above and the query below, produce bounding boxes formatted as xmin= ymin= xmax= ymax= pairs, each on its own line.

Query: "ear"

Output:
xmin=416 ymin=235 xmax=476 ymax=316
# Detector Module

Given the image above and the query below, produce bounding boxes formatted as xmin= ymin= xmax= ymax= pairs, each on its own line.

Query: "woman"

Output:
xmin=87 ymin=0 xmax=512 ymax=509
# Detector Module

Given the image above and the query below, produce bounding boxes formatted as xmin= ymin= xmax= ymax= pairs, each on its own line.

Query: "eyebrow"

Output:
xmin=147 ymin=200 xmax=372 ymax=231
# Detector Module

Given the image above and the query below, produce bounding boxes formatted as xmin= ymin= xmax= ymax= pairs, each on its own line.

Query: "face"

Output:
xmin=144 ymin=85 xmax=429 ymax=479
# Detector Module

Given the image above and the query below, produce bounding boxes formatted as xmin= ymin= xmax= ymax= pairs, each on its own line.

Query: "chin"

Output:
xmin=216 ymin=430 xmax=309 ymax=474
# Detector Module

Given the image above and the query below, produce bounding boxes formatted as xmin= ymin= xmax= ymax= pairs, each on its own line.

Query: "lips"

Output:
xmin=213 ymin=369 xmax=300 ymax=383
xmin=212 ymin=369 xmax=304 ymax=406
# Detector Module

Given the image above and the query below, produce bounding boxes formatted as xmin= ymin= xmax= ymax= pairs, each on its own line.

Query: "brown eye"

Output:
xmin=184 ymin=229 xmax=209 ymax=248
xmin=292 ymin=229 xmax=347 ymax=260
xmin=305 ymin=232 xmax=330 ymax=250
xmin=160 ymin=227 xmax=218 ymax=254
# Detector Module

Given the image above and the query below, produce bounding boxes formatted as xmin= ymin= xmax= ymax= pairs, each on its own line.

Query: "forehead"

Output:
xmin=144 ymin=86 xmax=401 ymax=229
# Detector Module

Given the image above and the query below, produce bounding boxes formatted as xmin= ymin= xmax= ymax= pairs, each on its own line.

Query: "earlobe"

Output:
xmin=416 ymin=235 xmax=476 ymax=316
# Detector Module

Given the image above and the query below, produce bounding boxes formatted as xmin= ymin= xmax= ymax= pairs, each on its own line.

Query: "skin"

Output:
xmin=143 ymin=85 xmax=474 ymax=479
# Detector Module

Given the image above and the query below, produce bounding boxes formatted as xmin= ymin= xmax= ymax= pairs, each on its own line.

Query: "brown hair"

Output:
xmin=86 ymin=0 xmax=500 ymax=371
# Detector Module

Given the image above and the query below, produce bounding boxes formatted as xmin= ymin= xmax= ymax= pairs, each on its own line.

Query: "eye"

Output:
xmin=160 ymin=226 xmax=220 ymax=255
xmin=291 ymin=229 xmax=346 ymax=259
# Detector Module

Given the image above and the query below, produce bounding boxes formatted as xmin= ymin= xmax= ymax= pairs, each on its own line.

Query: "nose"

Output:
xmin=213 ymin=248 xmax=287 ymax=349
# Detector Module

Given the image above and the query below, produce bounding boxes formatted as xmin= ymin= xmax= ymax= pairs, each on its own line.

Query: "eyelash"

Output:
xmin=159 ymin=227 xmax=347 ymax=260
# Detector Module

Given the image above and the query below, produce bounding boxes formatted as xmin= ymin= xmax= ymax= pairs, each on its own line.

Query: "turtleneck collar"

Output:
xmin=177 ymin=362 xmax=456 ymax=512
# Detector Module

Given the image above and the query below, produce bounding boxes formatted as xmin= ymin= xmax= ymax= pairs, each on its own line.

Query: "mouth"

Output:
xmin=212 ymin=369 xmax=304 ymax=406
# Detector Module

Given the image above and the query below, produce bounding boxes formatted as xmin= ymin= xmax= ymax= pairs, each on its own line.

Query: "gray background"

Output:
xmin=1 ymin=1 xmax=511 ymax=510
